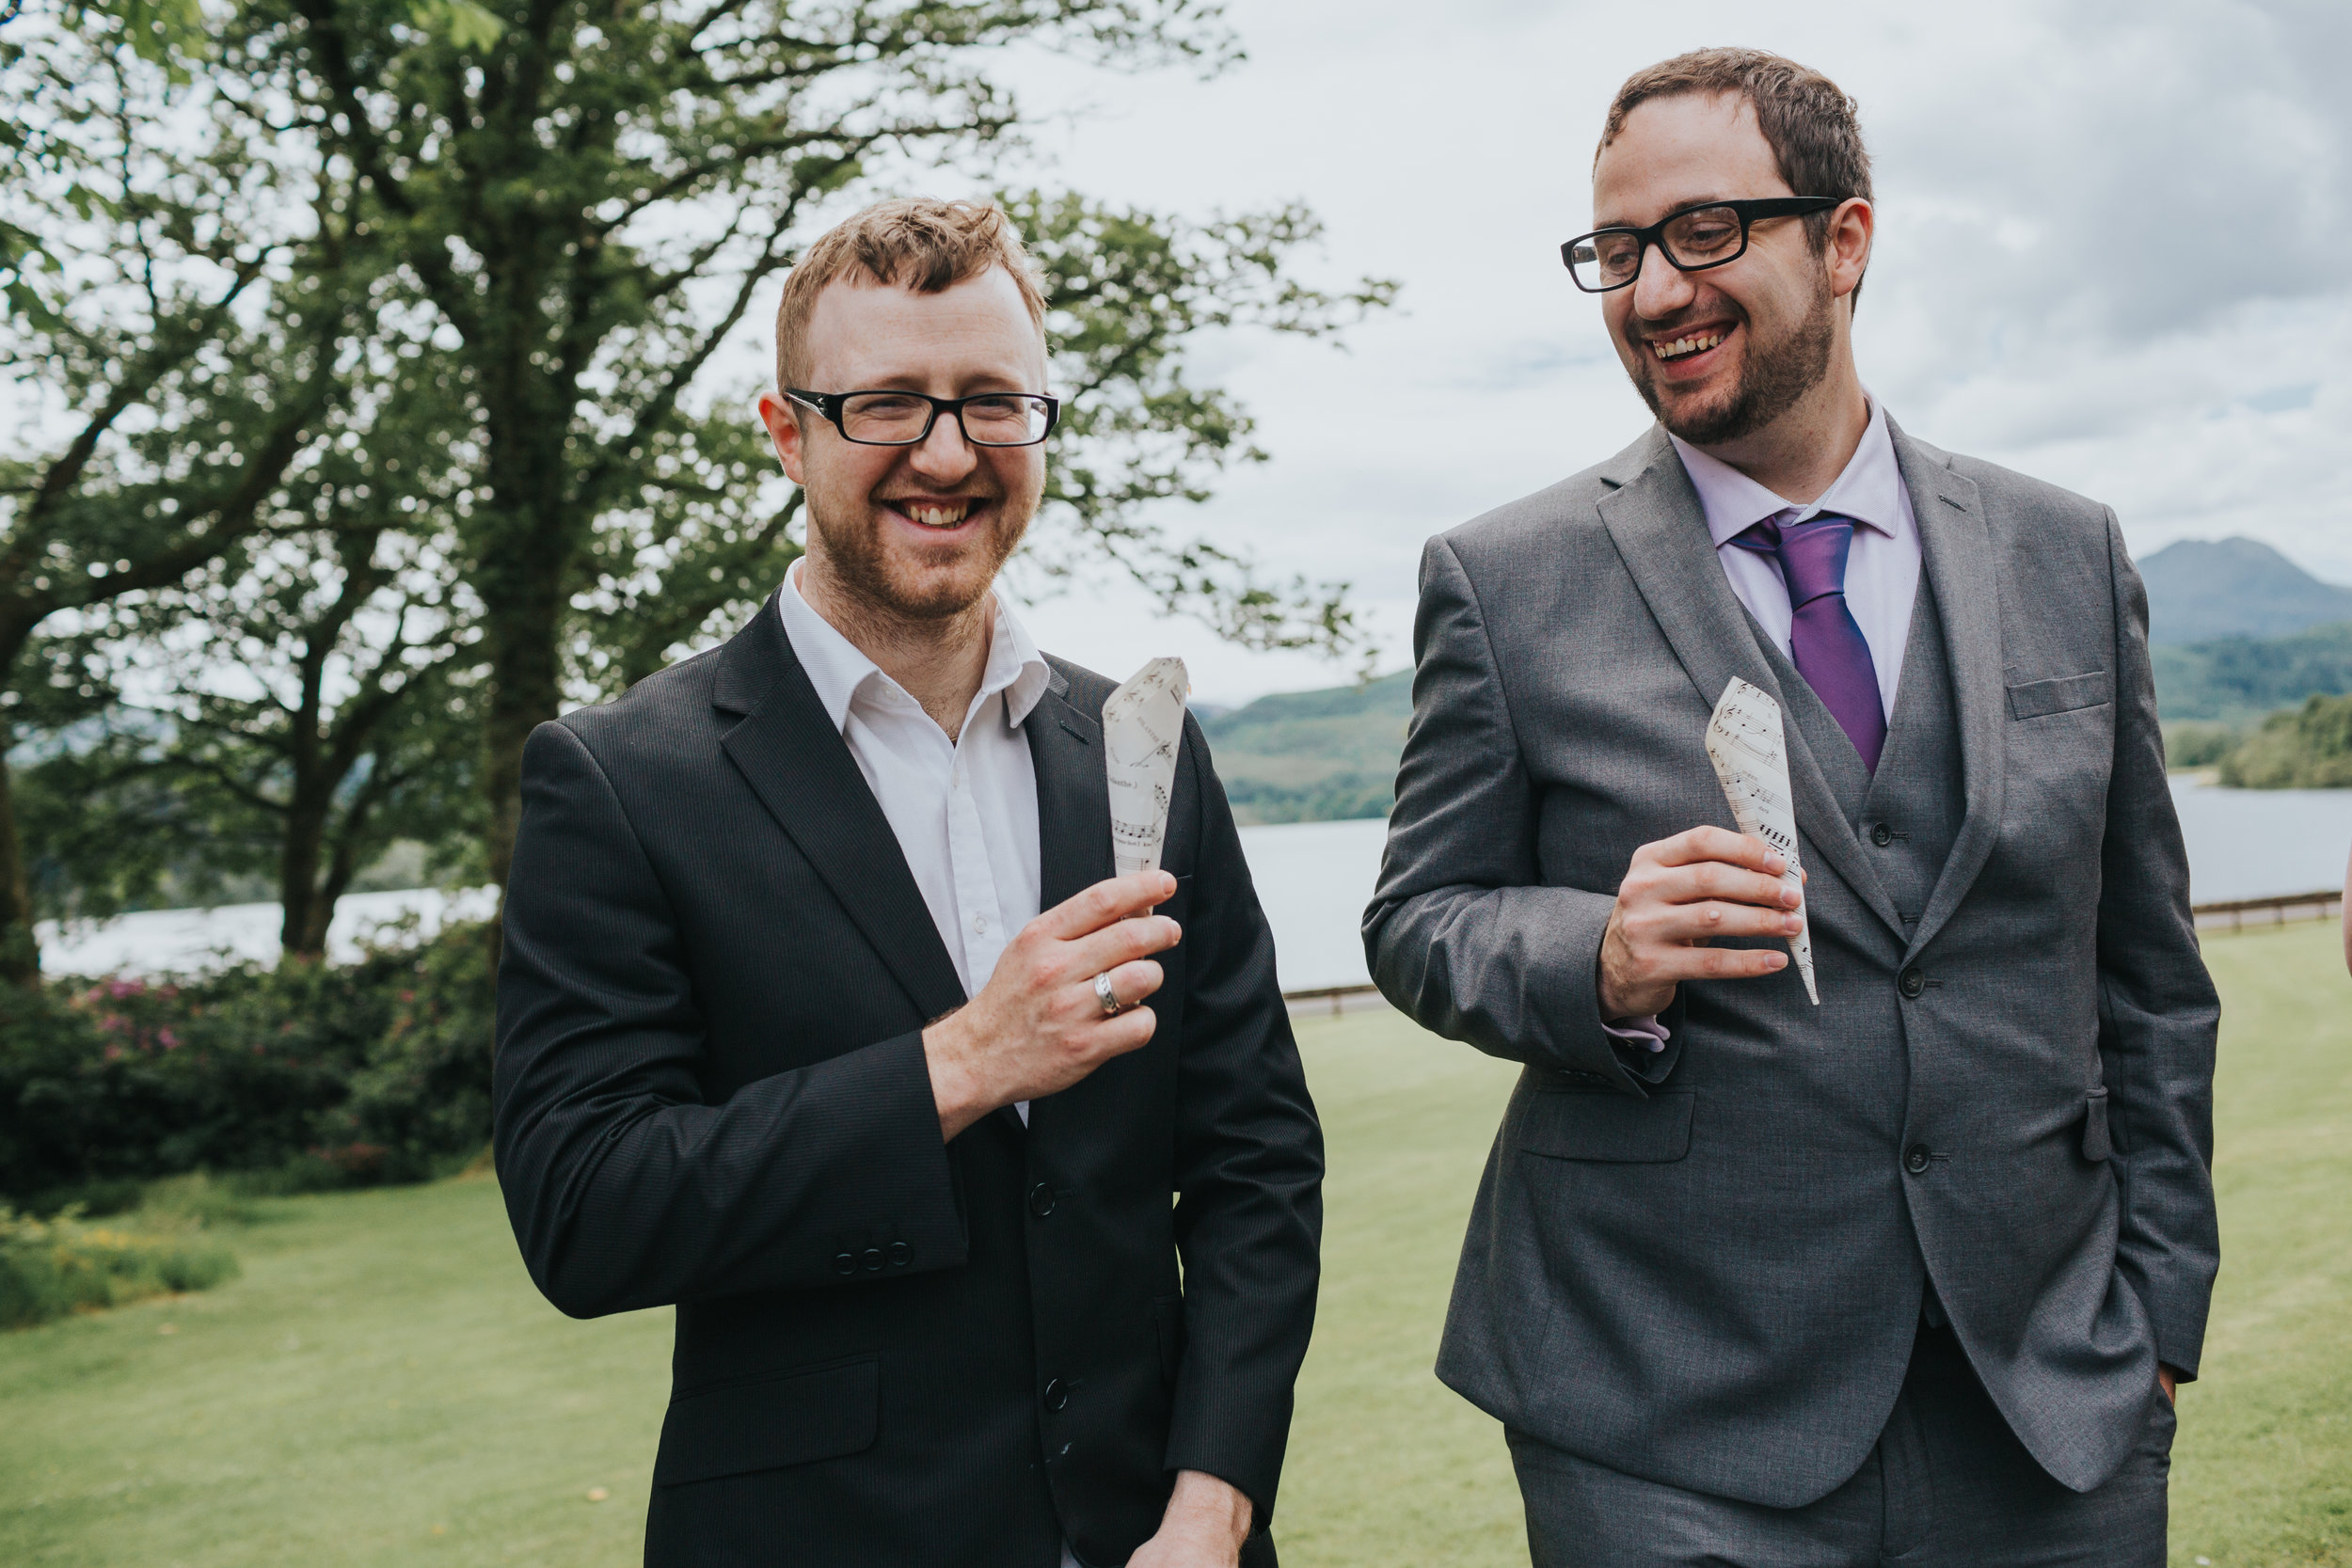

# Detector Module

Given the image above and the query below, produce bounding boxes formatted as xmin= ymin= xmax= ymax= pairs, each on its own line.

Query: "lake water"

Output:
xmin=1234 ymin=779 xmax=2352 ymax=992
xmin=36 ymin=782 xmax=2351 ymax=985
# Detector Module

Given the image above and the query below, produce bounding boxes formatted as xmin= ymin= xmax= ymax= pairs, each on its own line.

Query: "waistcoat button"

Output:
xmin=1043 ymin=1378 xmax=1070 ymax=1412
xmin=1028 ymin=1182 xmax=1057 ymax=1218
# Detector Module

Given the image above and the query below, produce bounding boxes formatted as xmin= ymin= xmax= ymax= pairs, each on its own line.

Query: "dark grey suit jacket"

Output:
xmin=1363 ymin=422 xmax=2218 ymax=1508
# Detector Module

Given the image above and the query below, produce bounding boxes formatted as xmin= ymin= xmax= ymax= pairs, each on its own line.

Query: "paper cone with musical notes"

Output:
xmin=1705 ymin=677 xmax=1818 ymax=1004
xmin=1104 ymin=657 xmax=1189 ymax=877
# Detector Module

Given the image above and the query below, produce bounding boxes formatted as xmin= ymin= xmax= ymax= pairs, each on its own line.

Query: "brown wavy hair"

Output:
xmin=1598 ymin=48 xmax=1874 ymax=309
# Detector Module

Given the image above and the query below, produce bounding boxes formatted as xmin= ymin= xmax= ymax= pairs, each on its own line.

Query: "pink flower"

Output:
xmin=158 ymin=1029 xmax=180 ymax=1051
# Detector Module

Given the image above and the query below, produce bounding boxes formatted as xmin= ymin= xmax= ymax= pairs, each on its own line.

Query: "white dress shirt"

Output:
xmin=1667 ymin=396 xmax=1922 ymax=720
xmin=775 ymin=560 xmax=1052 ymax=1116
xmin=779 ymin=566 xmax=1099 ymax=1565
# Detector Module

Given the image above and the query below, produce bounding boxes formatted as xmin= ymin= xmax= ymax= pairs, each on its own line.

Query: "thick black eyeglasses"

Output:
xmin=1561 ymin=198 xmax=1843 ymax=293
xmin=787 ymin=388 xmax=1060 ymax=448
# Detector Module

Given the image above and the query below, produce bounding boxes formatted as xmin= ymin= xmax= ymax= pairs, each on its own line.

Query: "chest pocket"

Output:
xmin=2007 ymin=671 xmax=2112 ymax=720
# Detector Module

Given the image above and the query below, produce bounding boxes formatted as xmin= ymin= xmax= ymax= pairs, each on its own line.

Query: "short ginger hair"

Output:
xmin=1598 ymin=48 xmax=1874 ymax=308
xmin=772 ymin=198 xmax=1049 ymax=390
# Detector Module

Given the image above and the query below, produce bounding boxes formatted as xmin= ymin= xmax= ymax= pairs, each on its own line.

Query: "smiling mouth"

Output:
xmin=887 ymin=499 xmax=980 ymax=530
xmin=1651 ymin=328 xmax=1728 ymax=362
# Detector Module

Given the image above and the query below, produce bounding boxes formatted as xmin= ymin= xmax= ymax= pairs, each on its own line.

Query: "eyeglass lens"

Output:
xmin=838 ymin=392 xmax=1052 ymax=446
xmin=1566 ymin=205 xmax=1748 ymax=292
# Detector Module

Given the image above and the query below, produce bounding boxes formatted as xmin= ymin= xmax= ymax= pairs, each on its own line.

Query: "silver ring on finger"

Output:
xmin=1093 ymin=971 xmax=1127 ymax=1017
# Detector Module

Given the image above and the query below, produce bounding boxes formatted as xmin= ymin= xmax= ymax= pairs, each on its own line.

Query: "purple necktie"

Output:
xmin=1732 ymin=513 xmax=1886 ymax=772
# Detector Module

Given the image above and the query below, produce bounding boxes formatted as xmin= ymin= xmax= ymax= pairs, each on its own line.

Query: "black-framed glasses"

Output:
xmin=787 ymin=388 xmax=1060 ymax=448
xmin=1561 ymin=198 xmax=1844 ymax=293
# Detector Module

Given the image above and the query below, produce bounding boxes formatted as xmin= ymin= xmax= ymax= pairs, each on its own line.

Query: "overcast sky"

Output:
xmin=868 ymin=0 xmax=2352 ymax=704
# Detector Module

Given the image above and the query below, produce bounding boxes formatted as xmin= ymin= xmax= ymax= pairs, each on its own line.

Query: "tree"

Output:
xmin=248 ymin=0 xmax=1386 ymax=892
xmin=0 ymin=0 xmax=370 ymax=979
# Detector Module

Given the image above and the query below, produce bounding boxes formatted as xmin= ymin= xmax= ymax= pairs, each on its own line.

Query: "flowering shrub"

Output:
xmin=0 ymin=923 xmax=495 ymax=1202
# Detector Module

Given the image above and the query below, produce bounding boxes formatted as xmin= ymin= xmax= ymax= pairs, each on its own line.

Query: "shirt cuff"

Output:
xmin=1603 ymin=1014 xmax=1669 ymax=1053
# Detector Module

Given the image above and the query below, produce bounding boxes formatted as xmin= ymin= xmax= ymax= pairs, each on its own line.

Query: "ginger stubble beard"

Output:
xmin=803 ymin=463 xmax=1038 ymax=640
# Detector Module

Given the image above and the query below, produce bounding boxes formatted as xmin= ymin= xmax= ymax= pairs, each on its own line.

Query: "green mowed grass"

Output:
xmin=3 ymin=924 xmax=2345 ymax=1566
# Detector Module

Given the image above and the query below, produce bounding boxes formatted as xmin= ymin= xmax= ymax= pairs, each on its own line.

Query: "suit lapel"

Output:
xmin=1597 ymin=432 xmax=1904 ymax=942
xmin=1017 ymin=665 xmax=1114 ymax=1140
xmin=1025 ymin=665 xmax=1116 ymax=911
xmin=712 ymin=597 xmax=967 ymax=1023
xmin=1889 ymin=421 xmax=2007 ymax=959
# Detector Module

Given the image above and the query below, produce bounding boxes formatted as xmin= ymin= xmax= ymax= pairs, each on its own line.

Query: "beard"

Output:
xmin=1629 ymin=273 xmax=1837 ymax=447
xmin=805 ymin=483 xmax=1034 ymax=628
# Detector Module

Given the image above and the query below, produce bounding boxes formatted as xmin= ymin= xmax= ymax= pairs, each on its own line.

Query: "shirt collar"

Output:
xmin=777 ymin=559 xmax=1052 ymax=735
xmin=1667 ymin=395 xmax=1911 ymax=548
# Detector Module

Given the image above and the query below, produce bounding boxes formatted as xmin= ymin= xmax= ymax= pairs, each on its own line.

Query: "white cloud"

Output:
xmin=968 ymin=0 xmax=2352 ymax=700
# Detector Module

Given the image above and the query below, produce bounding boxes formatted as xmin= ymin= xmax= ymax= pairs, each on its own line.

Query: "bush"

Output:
xmin=2219 ymin=694 xmax=2352 ymax=788
xmin=0 ymin=922 xmax=496 ymax=1202
xmin=0 ymin=1202 xmax=239 ymax=1330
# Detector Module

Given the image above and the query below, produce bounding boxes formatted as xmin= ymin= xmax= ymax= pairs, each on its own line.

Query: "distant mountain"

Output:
xmin=1197 ymin=670 xmax=1411 ymax=825
xmin=2138 ymin=537 xmax=2352 ymax=645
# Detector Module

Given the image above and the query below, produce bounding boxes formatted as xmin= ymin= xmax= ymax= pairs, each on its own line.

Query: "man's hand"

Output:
xmin=924 ymin=870 xmax=1181 ymax=1140
xmin=2160 ymin=1364 xmax=2180 ymax=1404
xmin=1127 ymin=1469 xmax=1252 ymax=1568
xmin=1598 ymin=826 xmax=1804 ymax=1019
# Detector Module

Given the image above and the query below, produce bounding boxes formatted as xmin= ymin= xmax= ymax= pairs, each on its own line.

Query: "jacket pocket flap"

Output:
xmin=2080 ymin=1088 xmax=2112 ymax=1163
xmin=654 ymin=1357 xmax=879 ymax=1487
xmin=2007 ymin=671 xmax=2113 ymax=720
xmin=1522 ymin=1088 xmax=1693 ymax=1163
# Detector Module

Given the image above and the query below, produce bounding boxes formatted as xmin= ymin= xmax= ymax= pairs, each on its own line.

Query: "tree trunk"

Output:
xmin=0 ymin=748 xmax=40 ymax=986
xmin=278 ymin=791 xmax=331 ymax=961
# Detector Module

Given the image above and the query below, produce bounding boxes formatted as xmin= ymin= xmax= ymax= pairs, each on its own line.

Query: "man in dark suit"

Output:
xmin=495 ymin=198 xmax=1322 ymax=1568
xmin=1365 ymin=49 xmax=2217 ymax=1567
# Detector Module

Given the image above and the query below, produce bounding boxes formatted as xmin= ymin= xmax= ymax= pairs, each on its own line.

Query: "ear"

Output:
xmin=757 ymin=390 xmax=807 ymax=485
xmin=1826 ymin=198 xmax=1873 ymax=304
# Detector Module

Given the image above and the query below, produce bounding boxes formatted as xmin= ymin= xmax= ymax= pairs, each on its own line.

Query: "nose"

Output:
xmin=906 ymin=404 xmax=979 ymax=482
xmin=1629 ymin=240 xmax=1696 ymax=323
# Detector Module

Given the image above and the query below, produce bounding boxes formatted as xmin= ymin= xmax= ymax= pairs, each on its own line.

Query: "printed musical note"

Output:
xmin=1705 ymin=678 xmax=1818 ymax=1005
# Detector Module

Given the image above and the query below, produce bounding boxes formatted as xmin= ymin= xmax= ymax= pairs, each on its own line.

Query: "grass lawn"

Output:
xmin=3 ymin=922 xmax=2346 ymax=1566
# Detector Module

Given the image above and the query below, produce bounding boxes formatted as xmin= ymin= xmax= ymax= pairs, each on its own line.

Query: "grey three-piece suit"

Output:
xmin=1364 ymin=421 xmax=2218 ymax=1562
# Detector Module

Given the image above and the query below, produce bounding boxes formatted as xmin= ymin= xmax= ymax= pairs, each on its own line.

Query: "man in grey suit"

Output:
xmin=1364 ymin=48 xmax=2218 ymax=1567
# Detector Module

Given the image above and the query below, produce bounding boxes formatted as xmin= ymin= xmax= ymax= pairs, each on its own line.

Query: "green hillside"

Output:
xmin=2153 ymin=622 xmax=2352 ymax=723
xmin=1199 ymin=670 xmax=1412 ymax=824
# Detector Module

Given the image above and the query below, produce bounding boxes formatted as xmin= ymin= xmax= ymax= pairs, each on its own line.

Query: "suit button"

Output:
xmin=1871 ymin=822 xmax=1894 ymax=847
xmin=862 ymin=1247 xmax=884 ymax=1272
xmin=834 ymin=1252 xmax=857 ymax=1277
xmin=1043 ymin=1378 xmax=1070 ymax=1413
xmin=1028 ymin=1182 xmax=1057 ymax=1218
xmin=886 ymin=1241 xmax=912 ymax=1267
xmin=1904 ymin=1143 xmax=1932 ymax=1175
xmin=1899 ymin=966 xmax=1926 ymax=999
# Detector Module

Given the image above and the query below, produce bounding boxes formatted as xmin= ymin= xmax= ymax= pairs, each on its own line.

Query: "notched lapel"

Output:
xmin=1597 ymin=433 xmax=1903 ymax=942
xmin=1891 ymin=426 xmax=2006 ymax=958
xmin=1025 ymin=679 xmax=1114 ymax=911
xmin=712 ymin=602 xmax=967 ymax=1023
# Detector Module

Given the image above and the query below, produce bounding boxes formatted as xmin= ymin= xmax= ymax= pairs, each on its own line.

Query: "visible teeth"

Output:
xmin=1654 ymin=331 xmax=1724 ymax=361
xmin=906 ymin=503 xmax=970 ymax=527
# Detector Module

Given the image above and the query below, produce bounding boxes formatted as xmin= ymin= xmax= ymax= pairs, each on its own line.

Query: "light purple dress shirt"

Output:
xmin=1606 ymin=399 xmax=1923 ymax=1052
